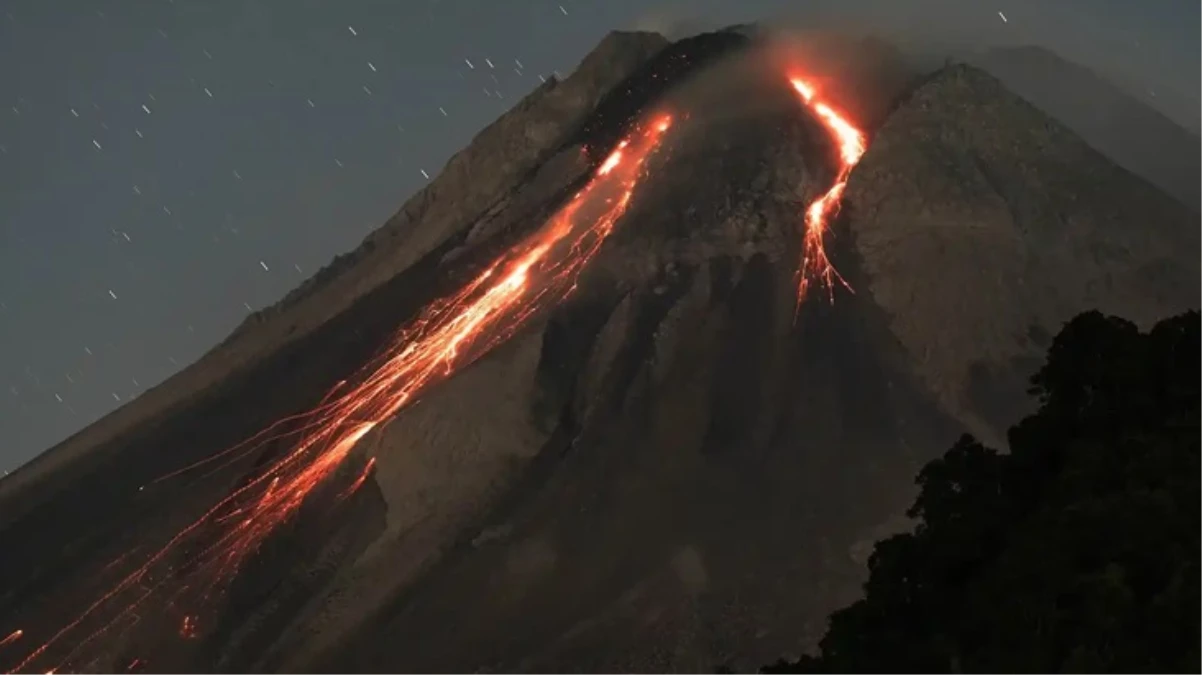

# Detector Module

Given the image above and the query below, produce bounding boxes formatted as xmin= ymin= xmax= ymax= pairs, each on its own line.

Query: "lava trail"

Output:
xmin=787 ymin=76 xmax=867 ymax=307
xmin=5 ymin=113 xmax=673 ymax=674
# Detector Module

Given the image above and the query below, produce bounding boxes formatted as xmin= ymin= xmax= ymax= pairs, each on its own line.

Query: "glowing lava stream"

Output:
xmin=788 ymin=76 xmax=867 ymax=307
xmin=6 ymin=113 xmax=673 ymax=675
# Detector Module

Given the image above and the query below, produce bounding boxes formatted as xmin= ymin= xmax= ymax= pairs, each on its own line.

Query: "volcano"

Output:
xmin=0 ymin=27 xmax=1197 ymax=674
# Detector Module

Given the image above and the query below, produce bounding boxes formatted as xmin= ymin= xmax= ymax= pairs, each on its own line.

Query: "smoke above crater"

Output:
xmin=626 ymin=0 xmax=1198 ymax=134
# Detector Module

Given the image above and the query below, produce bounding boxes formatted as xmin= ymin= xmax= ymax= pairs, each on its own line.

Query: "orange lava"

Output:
xmin=788 ymin=76 xmax=867 ymax=307
xmin=5 ymin=113 xmax=673 ymax=674
xmin=339 ymin=456 xmax=377 ymax=499
xmin=0 ymin=632 xmax=20 ymax=650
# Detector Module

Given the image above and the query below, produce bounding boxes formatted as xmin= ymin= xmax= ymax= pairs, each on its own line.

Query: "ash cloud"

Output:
xmin=629 ymin=3 xmax=717 ymax=41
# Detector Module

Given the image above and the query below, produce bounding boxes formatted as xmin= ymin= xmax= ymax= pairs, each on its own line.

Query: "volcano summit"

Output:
xmin=0 ymin=27 xmax=1196 ymax=674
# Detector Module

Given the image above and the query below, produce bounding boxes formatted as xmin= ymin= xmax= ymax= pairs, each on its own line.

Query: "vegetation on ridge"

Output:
xmin=766 ymin=309 xmax=1200 ymax=673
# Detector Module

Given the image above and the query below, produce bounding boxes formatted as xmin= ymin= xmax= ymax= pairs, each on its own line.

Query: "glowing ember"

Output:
xmin=0 ymin=632 xmax=21 ymax=650
xmin=5 ymin=113 xmax=673 ymax=674
xmin=339 ymin=456 xmax=377 ymax=499
xmin=788 ymin=77 xmax=868 ymax=307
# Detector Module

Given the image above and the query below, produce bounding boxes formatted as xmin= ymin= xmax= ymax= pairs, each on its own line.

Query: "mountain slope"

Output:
xmin=296 ymin=53 xmax=944 ymax=673
xmin=0 ymin=29 xmax=675 ymax=674
xmin=0 ymin=30 xmax=1196 ymax=675
xmin=846 ymin=63 xmax=1200 ymax=446
xmin=970 ymin=45 xmax=1201 ymax=211
xmin=306 ymin=64 xmax=1195 ymax=672
xmin=0 ymin=30 xmax=672 ymax=526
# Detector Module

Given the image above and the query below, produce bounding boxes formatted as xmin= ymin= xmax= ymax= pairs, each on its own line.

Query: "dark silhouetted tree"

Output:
xmin=764 ymin=310 xmax=1200 ymax=673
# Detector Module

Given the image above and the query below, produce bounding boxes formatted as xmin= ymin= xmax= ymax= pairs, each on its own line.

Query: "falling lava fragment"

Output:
xmin=788 ymin=76 xmax=868 ymax=308
xmin=6 ymin=113 xmax=674 ymax=675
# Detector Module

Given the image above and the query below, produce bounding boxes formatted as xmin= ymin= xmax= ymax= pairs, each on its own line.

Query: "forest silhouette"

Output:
xmin=765 ymin=309 xmax=1200 ymax=673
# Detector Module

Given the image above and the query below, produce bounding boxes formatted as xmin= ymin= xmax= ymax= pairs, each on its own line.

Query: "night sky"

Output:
xmin=1 ymin=0 xmax=1197 ymax=472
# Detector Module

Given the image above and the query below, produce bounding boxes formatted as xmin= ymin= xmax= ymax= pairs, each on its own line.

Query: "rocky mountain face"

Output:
xmin=970 ymin=45 xmax=1201 ymax=212
xmin=0 ymin=29 xmax=1197 ymax=675
xmin=845 ymin=62 xmax=1200 ymax=447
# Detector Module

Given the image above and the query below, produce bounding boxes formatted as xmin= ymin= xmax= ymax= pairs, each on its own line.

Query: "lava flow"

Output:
xmin=788 ymin=76 xmax=867 ymax=307
xmin=5 ymin=112 xmax=673 ymax=675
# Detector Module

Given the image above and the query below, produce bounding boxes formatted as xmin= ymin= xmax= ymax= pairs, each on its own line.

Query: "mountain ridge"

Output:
xmin=0 ymin=29 xmax=672 ymax=524
xmin=969 ymin=44 xmax=1201 ymax=211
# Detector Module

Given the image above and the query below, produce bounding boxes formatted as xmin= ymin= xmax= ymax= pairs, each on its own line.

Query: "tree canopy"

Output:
xmin=766 ymin=310 xmax=1200 ymax=673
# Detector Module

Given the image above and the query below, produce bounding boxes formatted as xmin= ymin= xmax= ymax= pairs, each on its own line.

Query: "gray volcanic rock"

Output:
xmin=845 ymin=63 xmax=1200 ymax=445
xmin=1 ymin=31 xmax=1197 ymax=675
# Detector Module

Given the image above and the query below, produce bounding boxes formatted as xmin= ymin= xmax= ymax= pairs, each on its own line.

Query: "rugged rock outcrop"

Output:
xmin=0 ymin=29 xmax=1196 ymax=675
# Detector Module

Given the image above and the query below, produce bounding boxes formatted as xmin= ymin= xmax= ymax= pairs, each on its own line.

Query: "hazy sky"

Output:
xmin=0 ymin=0 xmax=1197 ymax=472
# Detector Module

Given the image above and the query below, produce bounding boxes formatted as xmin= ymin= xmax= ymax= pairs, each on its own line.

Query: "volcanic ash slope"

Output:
xmin=277 ymin=64 xmax=1194 ymax=672
xmin=0 ymin=29 xmax=678 ymax=675
xmin=844 ymin=63 xmax=1200 ymax=446
xmin=281 ymin=47 xmax=947 ymax=672
xmin=0 ymin=30 xmax=672 ymax=523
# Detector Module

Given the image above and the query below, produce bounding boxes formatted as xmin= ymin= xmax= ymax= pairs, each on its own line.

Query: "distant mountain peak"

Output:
xmin=969 ymin=45 xmax=1201 ymax=211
